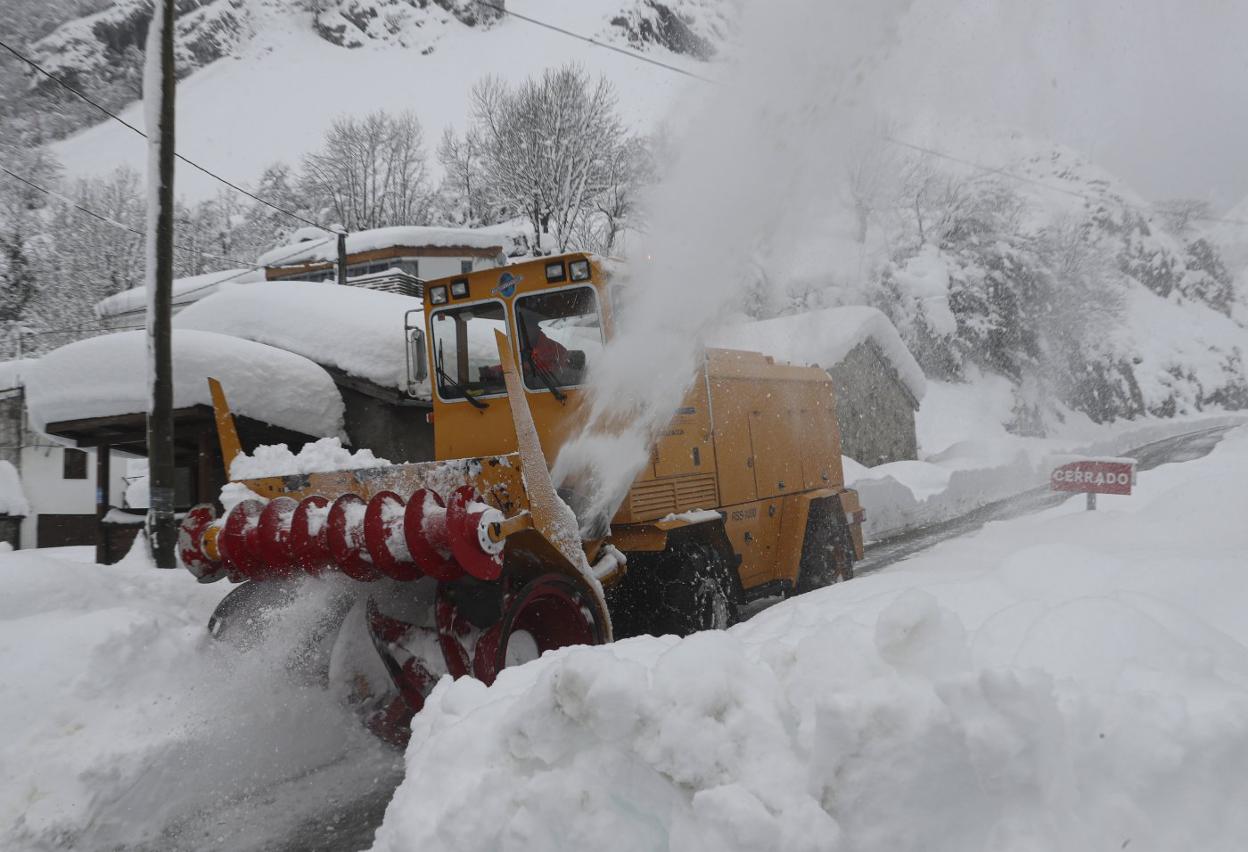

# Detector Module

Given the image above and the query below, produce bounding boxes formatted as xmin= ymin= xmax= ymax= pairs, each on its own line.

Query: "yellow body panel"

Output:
xmin=420 ymin=254 xmax=861 ymax=594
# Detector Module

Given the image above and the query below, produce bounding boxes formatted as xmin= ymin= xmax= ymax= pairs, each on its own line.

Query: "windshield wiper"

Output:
xmin=435 ymin=345 xmax=488 ymax=410
xmin=526 ymin=351 xmax=567 ymax=403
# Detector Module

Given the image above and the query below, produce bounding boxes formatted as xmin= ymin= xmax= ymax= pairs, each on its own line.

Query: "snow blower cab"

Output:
xmin=177 ymin=252 xmax=864 ymax=742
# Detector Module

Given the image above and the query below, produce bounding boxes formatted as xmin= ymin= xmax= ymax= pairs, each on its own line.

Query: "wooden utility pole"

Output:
xmin=337 ymin=230 xmax=348 ymax=285
xmin=94 ymin=444 xmax=111 ymax=565
xmin=145 ymin=0 xmax=177 ymax=568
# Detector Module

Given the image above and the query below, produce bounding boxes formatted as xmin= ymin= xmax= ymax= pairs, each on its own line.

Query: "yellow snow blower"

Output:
xmin=177 ymin=253 xmax=864 ymax=742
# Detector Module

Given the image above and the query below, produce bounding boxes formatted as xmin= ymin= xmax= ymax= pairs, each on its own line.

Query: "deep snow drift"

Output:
xmin=174 ymin=281 xmax=425 ymax=393
xmin=370 ymin=427 xmax=1248 ymax=852
xmin=0 ymin=546 xmax=399 ymax=851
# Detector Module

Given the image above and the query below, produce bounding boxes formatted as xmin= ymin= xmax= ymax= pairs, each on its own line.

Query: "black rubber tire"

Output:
xmin=795 ymin=501 xmax=854 ymax=595
xmin=652 ymin=538 xmax=739 ymax=637
xmin=603 ymin=561 xmax=654 ymax=639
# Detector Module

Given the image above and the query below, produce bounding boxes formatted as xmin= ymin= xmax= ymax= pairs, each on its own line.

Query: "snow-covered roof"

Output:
xmin=173 ymin=281 xmax=423 ymax=394
xmin=0 ymin=460 xmax=29 ymax=516
xmin=0 ymin=358 xmax=35 ymax=391
xmin=95 ymin=268 xmax=266 ymax=320
xmin=24 ymin=329 xmax=346 ymax=440
xmin=713 ymin=306 xmax=927 ymax=403
xmin=257 ymin=226 xmax=508 ymax=268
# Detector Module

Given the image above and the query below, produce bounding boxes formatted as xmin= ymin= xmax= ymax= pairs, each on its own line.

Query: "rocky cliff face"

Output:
xmin=609 ymin=0 xmax=735 ymax=60
xmin=33 ymin=0 xmax=252 ymax=90
xmin=28 ymin=0 xmax=728 ymax=121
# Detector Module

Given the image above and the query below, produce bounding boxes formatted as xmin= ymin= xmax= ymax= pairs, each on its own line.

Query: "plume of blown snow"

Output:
xmin=553 ymin=0 xmax=915 ymax=534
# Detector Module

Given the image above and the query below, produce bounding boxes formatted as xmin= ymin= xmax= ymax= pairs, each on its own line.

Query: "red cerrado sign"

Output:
xmin=1050 ymin=459 xmax=1135 ymax=495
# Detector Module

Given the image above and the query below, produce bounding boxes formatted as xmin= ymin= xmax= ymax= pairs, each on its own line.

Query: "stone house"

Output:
xmin=713 ymin=306 xmax=926 ymax=466
xmin=825 ymin=337 xmax=921 ymax=465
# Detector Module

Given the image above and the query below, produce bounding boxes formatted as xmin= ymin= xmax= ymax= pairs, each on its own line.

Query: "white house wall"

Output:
xmin=423 ymin=257 xmax=475 ymax=279
xmin=20 ymin=444 xmax=127 ymax=547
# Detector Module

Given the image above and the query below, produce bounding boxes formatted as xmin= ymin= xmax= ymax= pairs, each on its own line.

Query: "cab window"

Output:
xmin=430 ymin=302 xmax=508 ymax=400
xmin=514 ymin=287 xmax=602 ymax=391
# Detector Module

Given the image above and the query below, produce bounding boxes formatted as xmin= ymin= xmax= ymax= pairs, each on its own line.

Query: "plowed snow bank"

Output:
xmin=372 ymin=427 xmax=1248 ymax=852
xmin=0 ymin=550 xmax=397 ymax=850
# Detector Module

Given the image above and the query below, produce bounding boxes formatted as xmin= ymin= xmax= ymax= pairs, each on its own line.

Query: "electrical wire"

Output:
xmin=0 ymin=232 xmax=336 ymax=358
xmin=883 ymin=136 xmax=1248 ymax=229
xmin=1 ymin=166 xmax=255 ymax=265
xmin=477 ymin=6 xmax=1248 ymax=229
xmin=158 ymin=234 xmax=337 ymax=304
xmin=475 ymin=0 xmax=714 ymax=83
xmin=0 ymin=36 xmax=324 ymax=231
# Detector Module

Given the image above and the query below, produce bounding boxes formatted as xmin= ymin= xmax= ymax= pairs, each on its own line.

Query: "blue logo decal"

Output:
xmin=491 ymin=271 xmax=523 ymax=298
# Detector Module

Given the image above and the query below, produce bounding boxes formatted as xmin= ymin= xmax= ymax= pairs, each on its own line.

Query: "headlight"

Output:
xmin=545 ymin=261 xmax=566 ymax=283
xmin=428 ymin=285 xmax=448 ymax=305
xmin=569 ymin=259 xmax=591 ymax=281
xmin=450 ymin=279 xmax=469 ymax=299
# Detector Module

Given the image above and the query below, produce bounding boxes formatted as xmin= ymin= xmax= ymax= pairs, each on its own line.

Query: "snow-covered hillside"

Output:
xmin=830 ymin=125 xmax=1248 ymax=426
xmin=42 ymin=0 xmax=727 ymax=200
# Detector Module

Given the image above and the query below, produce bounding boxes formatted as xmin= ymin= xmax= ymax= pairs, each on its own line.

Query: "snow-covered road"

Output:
xmin=0 ymin=424 xmax=1242 ymax=851
xmin=855 ymin=424 xmax=1235 ymax=575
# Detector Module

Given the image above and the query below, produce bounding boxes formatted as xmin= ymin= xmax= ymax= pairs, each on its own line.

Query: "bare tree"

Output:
xmin=0 ymin=145 xmax=58 ymax=328
xmin=572 ymin=135 xmax=654 ymax=255
xmin=1155 ymin=198 xmax=1213 ymax=236
xmin=33 ymin=169 xmax=145 ymax=331
xmin=436 ymin=126 xmax=491 ymax=226
xmin=841 ymin=119 xmax=902 ymax=244
xmin=471 ymin=65 xmax=628 ymax=252
xmin=301 ymin=110 xmax=432 ymax=231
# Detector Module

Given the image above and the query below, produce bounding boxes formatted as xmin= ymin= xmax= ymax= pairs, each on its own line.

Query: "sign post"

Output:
xmin=1050 ymin=458 xmax=1136 ymax=510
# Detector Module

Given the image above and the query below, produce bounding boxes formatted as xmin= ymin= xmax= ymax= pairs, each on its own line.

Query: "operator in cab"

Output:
xmin=480 ymin=306 xmax=587 ymax=389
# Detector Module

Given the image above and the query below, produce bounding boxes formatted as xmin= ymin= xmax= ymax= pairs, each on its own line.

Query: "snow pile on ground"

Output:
xmin=372 ymin=427 xmax=1248 ymax=852
xmin=24 ymin=329 xmax=347 ymax=439
xmin=231 ymin=437 xmax=391 ymax=480
xmin=94 ymin=268 xmax=266 ymax=322
xmin=256 ymin=226 xmax=508 ymax=268
xmin=175 ymin=281 xmax=423 ymax=393
xmin=0 ymin=548 xmax=399 ymax=851
xmin=712 ymin=306 xmax=926 ymax=402
xmin=0 ymin=462 xmax=29 ymax=517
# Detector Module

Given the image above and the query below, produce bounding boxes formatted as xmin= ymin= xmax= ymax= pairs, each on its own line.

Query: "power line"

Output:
xmin=489 ymin=4 xmax=1248 ymax=229
xmin=20 ymin=323 xmax=142 ymax=339
xmin=7 ymin=235 xmax=338 ymax=352
xmin=475 ymin=0 xmax=714 ymax=83
xmin=95 ymin=233 xmax=337 ymax=310
xmin=1 ymin=166 xmax=255 ymax=265
xmin=0 ymin=36 xmax=324 ymax=231
xmin=883 ymin=136 xmax=1248 ymax=229
xmin=162 ymin=235 xmax=337 ymax=303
